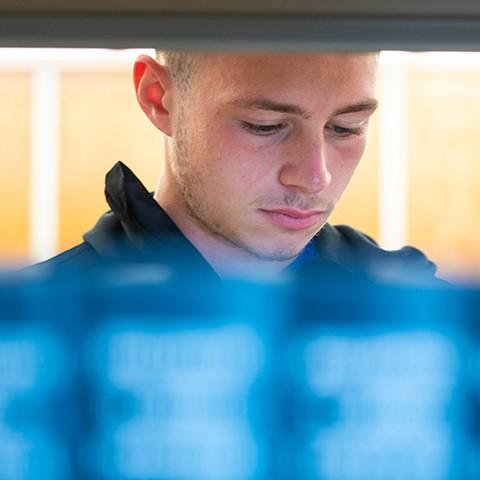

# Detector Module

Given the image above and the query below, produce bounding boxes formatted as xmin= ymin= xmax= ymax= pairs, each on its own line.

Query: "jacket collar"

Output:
xmin=84 ymin=162 xmax=217 ymax=278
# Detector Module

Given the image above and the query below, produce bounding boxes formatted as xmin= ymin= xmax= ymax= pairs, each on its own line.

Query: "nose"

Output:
xmin=278 ymin=137 xmax=332 ymax=194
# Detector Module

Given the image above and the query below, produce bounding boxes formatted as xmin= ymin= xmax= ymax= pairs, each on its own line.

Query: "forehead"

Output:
xmin=195 ymin=53 xmax=378 ymax=106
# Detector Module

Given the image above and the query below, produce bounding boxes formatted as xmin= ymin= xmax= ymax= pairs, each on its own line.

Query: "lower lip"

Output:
xmin=260 ymin=210 xmax=323 ymax=231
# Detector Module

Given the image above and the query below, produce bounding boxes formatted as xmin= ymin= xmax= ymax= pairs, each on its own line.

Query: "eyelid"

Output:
xmin=331 ymin=117 xmax=369 ymax=128
xmin=240 ymin=120 xmax=288 ymax=136
xmin=326 ymin=122 xmax=365 ymax=137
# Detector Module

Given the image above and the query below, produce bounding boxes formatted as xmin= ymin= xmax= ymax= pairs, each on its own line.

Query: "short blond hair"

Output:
xmin=156 ymin=50 xmax=200 ymax=92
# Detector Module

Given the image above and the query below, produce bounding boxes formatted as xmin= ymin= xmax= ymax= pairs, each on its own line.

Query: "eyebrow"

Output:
xmin=229 ymin=97 xmax=311 ymax=118
xmin=333 ymin=100 xmax=379 ymax=116
xmin=228 ymin=97 xmax=378 ymax=119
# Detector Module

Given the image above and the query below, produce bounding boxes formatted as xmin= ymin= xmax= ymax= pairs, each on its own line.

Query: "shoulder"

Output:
xmin=313 ymin=224 xmax=443 ymax=285
xmin=26 ymin=242 xmax=104 ymax=280
xmin=316 ymin=224 xmax=378 ymax=250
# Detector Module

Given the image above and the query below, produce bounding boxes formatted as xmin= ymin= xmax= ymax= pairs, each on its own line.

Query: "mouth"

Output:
xmin=259 ymin=208 xmax=326 ymax=231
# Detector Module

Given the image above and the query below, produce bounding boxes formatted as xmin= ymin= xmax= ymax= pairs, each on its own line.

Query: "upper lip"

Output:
xmin=260 ymin=208 xmax=324 ymax=218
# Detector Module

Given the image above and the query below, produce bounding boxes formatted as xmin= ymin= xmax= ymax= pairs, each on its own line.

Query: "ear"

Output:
xmin=133 ymin=54 xmax=174 ymax=136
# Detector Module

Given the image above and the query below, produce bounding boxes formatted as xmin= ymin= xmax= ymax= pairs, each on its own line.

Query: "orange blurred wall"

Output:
xmin=406 ymin=56 xmax=480 ymax=280
xmin=0 ymin=72 xmax=31 ymax=262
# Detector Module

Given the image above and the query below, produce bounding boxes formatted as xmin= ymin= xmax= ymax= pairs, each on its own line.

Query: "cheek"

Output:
xmin=333 ymin=139 xmax=367 ymax=173
xmin=326 ymin=140 xmax=367 ymax=197
xmin=204 ymin=123 xmax=278 ymax=188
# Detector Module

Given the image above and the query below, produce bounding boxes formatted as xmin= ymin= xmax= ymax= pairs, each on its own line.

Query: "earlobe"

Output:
xmin=133 ymin=55 xmax=173 ymax=136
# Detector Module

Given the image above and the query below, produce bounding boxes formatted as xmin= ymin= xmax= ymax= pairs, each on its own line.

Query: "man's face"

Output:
xmin=168 ymin=53 xmax=378 ymax=262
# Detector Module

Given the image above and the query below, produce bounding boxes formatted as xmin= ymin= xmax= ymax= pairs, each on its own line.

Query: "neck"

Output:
xmin=177 ymin=222 xmax=293 ymax=281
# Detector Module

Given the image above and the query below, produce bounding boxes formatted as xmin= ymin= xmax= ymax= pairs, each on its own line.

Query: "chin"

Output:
xmin=245 ymin=240 xmax=306 ymax=262
xmin=220 ymin=224 xmax=311 ymax=262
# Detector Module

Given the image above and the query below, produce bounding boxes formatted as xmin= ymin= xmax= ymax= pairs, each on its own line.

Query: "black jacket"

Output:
xmin=36 ymin=162 xmax=441 ymax=285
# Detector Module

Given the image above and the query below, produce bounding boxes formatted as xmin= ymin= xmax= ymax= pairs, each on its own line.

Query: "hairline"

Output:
xmin=156 ymin=50 xmax=203 ymax=93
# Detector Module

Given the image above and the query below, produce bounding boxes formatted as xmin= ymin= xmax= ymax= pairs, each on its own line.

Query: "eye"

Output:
xmin=241 ymin=121 xmax=287 ymax=136
xmin=327 ymin=123 xmax=364 ymax=138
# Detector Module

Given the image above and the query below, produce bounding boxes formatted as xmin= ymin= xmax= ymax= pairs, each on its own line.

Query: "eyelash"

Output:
xmin=327 ymin=124 xmax=364 ymax=137
xmin=241 ymin=121 xmax=287 ymax=136
xmin=241 ymin=121 xmax=365 ymax=138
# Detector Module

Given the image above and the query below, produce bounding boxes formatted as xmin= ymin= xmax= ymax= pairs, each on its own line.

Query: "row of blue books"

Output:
xmin=0 ymin=268 xmax=479 ymax=479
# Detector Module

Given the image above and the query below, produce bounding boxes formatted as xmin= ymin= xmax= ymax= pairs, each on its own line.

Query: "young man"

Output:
xmin=40 ymin=51 xmax=439 ymax=284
